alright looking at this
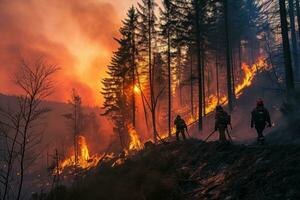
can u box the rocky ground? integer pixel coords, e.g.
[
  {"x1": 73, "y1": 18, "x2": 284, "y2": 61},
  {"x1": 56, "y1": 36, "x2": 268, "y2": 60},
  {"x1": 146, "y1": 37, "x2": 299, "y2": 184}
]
[{"x1": 41, "y1": 139, "x2": 300, "y2": 200}]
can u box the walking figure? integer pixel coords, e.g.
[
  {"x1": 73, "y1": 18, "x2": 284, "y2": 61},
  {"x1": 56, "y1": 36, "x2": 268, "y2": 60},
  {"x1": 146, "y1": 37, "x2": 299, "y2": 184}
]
[
  {"x1": 214, "y1": 105, "x2": 231, "y2": 142},
  {"x1": 251, "y1": 98, "x2": 271, "y2": 144},
  {"x1": 174, "y1": 115, "x2": 187, "y2": 141}
]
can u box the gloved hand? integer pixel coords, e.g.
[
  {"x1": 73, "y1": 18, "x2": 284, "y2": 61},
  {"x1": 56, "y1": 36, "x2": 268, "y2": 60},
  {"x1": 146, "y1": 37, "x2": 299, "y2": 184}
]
[{"x1": 268, "y1": 123, "x2": 272, "y2": 128}]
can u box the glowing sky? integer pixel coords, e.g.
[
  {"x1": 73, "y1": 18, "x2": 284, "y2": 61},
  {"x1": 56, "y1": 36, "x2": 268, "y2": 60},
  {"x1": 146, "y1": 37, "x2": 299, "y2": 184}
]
[{"x1": 0, "y1": 0, "x2": 142, "y2": 106}]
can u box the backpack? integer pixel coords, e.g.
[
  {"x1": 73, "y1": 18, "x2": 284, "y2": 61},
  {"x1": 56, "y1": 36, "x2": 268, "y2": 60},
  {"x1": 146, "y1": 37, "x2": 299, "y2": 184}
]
[
  {"x1": 219, "y1": 111, "x2": 231, "y2": 125},
  {"x1": 175, "y1": 118, "x2": 186, "y2": 130},
  {"x1": 254, "y1": 107, "x2": 267, "y2": 123}
]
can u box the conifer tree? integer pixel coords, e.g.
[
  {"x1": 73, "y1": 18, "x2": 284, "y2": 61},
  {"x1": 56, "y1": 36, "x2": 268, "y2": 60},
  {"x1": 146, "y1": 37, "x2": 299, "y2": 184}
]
[{"x1": 102, "y1": 7, "x2": 139, "y2": 148}]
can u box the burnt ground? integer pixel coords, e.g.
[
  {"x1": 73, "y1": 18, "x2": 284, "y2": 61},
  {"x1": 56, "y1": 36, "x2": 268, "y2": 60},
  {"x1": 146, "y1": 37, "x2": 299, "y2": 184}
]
[
  {"x1": 41, "y1": 139, "x2": 300, "y2": 200},
  {"x1": 189, "y1": 71, "x2": 288, "y2": 144}
]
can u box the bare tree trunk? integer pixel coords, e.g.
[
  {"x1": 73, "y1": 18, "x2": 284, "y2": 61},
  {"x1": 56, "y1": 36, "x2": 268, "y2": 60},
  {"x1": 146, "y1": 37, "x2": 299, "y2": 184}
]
[
  {"x1": 238, "y1": 40, "x2": 242, "y2": 76},
  {"x1": 147, "y1": 1, "x2": 157, "y2": 143},
  {"x1": 73, "y1": 100, "x2": 78, "y2": 179},
  {"x1": 231, "y1": 48, "x2": 236, "y2": 101},
  {"x1": 118, "y1": 128, "x2": 125, "y2": 149},
  {"x1": 215, "y1": 52, "x2": 220, "y2": 104},
  {"x1": 16, "y1": 97, "x2": 34, "y2": 200},
  {"x1": 12, "y1": 58, "x2": 57, "y2": 200},
  {"x1": 55, "y1": 149, "x2": 60, "y2": 185},
  {"x1": 279, "y1": 0, "x2": 295, "y2": 95},
  {"x1": 2, "y1": 111, "x2": 22, "y2": 200},
  {"x1": 194, "y1": 0, "x2": 203, "y2": 130},
  {"x1": 135, "y1": 66, "x2": 149, "y2": 130},
  {"x1": 177, "y1": 46, "x2": 183, "y2": 106},
  {"x1": 132, "y1": 29, "x2": 136, "y2": 128},
  {"x1": 295, "y1": 0, "x2": 300, "y2": 39},
  {"x1": 224, "y1": 0, "x2": 233, "y2": 111},
  {"x1": 288, "y1": 0, "x2": 299, "y2": 80},
  {"x1": 190, "y1": 53, "x2": 194, "y2": 116},
  {"x1": 201, "y1": 46, "x2": 206, "y2": 116},
  {"x1": 167, "y1": 24, "x2": 171, "y2": 137}
]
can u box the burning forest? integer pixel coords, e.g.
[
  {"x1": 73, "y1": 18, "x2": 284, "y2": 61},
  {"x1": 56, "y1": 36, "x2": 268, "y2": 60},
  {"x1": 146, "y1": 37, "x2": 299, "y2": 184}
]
[{"x1": 1, "y1": 0, "x2": 300, "y2": 199}]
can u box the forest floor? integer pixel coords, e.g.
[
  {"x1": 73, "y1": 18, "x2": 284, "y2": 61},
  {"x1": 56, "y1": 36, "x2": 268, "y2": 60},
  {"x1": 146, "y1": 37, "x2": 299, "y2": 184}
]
[
  {"x1": 189, "y1": 71, "x2": 286, "y2": 144},
  {"x1": 46, "y1": 139, "x2": 300, "y2": 200},
  {"x1": 37, "y1": 67, "x2": 300, "y2": 200}
]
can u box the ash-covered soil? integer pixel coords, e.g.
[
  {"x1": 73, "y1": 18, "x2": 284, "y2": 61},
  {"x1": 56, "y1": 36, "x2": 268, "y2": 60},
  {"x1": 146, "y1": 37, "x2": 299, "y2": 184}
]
[{"x1": 43, "y1": 139, "x2": 300, "y2": 200}]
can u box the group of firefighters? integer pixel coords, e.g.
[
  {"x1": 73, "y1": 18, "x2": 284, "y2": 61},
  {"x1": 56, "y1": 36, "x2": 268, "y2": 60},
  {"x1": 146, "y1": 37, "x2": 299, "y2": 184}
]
[{"x1": 174, "y1": 98, "x2": 272, "y2": 144}]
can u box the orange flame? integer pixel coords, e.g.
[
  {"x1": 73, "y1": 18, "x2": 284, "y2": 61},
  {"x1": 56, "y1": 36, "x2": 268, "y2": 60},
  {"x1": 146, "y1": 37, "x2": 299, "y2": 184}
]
[
  {"x1": 134, "y1": 85, "x2": 140, "y2": 94},
  {"x1": 59, "y1": 135, "x2": 101, "y2": 173},
  {"x1": 160, "y1": 56, "x2": 268, "y2": 139},
  {"x1": 235, "y1": 56, "x2": 267, "y2": 97},
  {"x1": 128, "y1": 124, "x2": 143, "y2": 151}
]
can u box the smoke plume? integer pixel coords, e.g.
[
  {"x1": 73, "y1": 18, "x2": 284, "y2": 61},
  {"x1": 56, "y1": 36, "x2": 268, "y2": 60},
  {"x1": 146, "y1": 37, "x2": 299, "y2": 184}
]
[{"x1": 0, "y1": 0, "x2": 120, "y2": 105}]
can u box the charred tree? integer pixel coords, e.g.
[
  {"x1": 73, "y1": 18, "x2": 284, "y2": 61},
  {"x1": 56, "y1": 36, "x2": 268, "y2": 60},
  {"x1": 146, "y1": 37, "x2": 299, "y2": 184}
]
[
  {"x1": 190, "y1": 52, "x2": 194, "y2": 116},
  {"x1": 279, "y1": 0, "x2": 295, "y2": 95},
  {"x1": 201, "y1": 45, "x2": 206, "y2": 115},
  {"x1": 295, "y1": 0, "x2": 300, "y2": 39},
  {"x1": 288, "y1": 0, "x2": 299, "y2": 80},
  {"x1": 124, "y1": 7, "x2": 138, "y2": 127},
  {"x1": 160, "y1": 0, "x2": 173, "y2": 137},
  {"x1": 138, "y1": 0, "x2": 158, "y2": 142},
  {"x1": 166, "y1": 1, "x2": 172, "y2": 138},
  {"x1": 224, "y1": 0, "x2": 233, "y2": 111},
  {"x1": 14, "y1": 58, "x2": 58, "y2": 200},
  {"x1": 193, "y1": 0, "x2": 203, "y2": 130},
  {"x1": 102, "y1": 7, "x2": 139, "y2": 149},
  {"x1": 70, "y1": 90, "x2": 82, "y2": 173},
  {"x1": 215, "y1": 51, "x2": 220, "y2": 104}
]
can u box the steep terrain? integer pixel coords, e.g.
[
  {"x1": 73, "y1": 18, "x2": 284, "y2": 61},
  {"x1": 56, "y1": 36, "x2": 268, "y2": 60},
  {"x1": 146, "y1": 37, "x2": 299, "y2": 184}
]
[{"x1": 42, "y1": 139, "x2": 300, "y2": 200}]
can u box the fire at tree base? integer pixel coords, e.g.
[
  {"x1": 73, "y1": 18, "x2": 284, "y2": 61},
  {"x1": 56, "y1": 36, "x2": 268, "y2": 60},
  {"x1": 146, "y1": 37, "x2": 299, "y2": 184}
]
[{"x1": 41, "y1": 140, "x2": 300, "y2": 200}]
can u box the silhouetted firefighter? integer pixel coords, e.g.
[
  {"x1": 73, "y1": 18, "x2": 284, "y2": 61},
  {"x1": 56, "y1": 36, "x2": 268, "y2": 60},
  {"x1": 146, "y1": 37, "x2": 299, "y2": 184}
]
[
  {"x1": 214, "y1": 105, "x2": 231, "y2": 142},
  {"x1": 174, "y1": 115, "x2": 187, "y2": 141},
  {"x1": 251, "y1": 98, "x2": 271, "y2": 144}
]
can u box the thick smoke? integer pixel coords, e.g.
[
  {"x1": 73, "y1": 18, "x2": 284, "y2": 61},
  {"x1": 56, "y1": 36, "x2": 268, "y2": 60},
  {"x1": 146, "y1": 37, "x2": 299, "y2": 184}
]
[{"x1": 0, "y1": 0, "x2": 120, "y2": 105}]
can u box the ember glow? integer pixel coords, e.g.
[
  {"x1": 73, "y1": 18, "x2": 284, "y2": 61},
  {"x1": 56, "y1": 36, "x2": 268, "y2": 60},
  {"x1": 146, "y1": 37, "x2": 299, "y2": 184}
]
[
  {"x1": 200, "y1": 56, "x2": 268, "y2": 115},
  {"x1": 160, "y1": 56, "x2": 269, "y2": 139},
  {"x1": 53, "y1": 56, "x2": 268, "y2": 163},
  {"x1": 0, "y1": 0, "x2": 122, "y2": 105},
  {"x1": 134, "y1": 85, "x2": 141, "y2": 94},
  {"x1": 235, "y1": 56, "x2": 268, "y2": 97},
  {"x1": 59, "y1": 136, "x2": 101, "y2": 171},
  {"x1": 207, "y1": 56, "x2": 268, "y2": 112},
  {"x1": 128, "y1": 124, "x2": 143, "y2": 151}
]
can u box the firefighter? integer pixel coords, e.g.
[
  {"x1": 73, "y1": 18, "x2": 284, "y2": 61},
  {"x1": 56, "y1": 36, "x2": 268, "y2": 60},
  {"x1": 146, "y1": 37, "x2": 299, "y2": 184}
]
[
  {"x1": 251, "y1": 98, "x2": 271, "y2": 144},
  {"x1": 174, "y1": 115, "x2": 187, "y2": 141},
  {"x1": 214, "y1": 105, "x2": 231, "y2": 142}
]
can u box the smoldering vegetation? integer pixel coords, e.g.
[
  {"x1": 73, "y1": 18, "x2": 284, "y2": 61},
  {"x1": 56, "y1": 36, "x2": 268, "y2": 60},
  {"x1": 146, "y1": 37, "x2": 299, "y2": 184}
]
[
  {"x1": 0, "y1": 93, "x2": 113, "y2": 198},
  {"x1": 34, "y1": 140, "x2": 300, "y2": 200},
  {"x1": 1, "y1": 0, "x2": 300, "y2": 199}
]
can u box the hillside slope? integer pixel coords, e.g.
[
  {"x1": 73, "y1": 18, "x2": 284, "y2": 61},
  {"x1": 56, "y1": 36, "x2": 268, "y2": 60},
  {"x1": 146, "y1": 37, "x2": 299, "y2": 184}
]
[{"x1": 45, "y1": 140, "x2": 300, "y2": 200}]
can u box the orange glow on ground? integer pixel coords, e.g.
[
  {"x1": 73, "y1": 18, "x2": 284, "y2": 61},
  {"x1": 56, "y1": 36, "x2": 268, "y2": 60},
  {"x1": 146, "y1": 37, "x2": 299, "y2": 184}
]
[
  {"x1": 58, "y1": 135, "x2": 101, "y2": 173},
  {"x1": 159, "y1": 56, "x2": 269, "y2": 139}
]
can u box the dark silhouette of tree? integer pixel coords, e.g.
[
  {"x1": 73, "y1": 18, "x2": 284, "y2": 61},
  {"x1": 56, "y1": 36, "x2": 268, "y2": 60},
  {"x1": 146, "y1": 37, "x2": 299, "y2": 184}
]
[
  {"x1": 279, "y1": 0, "x2": 295, "y2": 96},
  {"x1": 160, "y1": 0, "x2": 183, "y2": 137},
  {"x1": 137, "y1": 0, "x2": 160, "y2": 143},
  {"x1": 224, "y1": 0, "x2": 233, "y2": 111},
  {"x1": 0, "y1": 58, "x2": 58, "y2": 200},
  {"x1": 288, "y1": 0, "x2": 299, "y2": 79},
  {"x1": 63, "y1": 89, "x2": 84, "y2": 180},
  {"x1": 102, "y1": 7, "x2": 139, "y2": 148}
]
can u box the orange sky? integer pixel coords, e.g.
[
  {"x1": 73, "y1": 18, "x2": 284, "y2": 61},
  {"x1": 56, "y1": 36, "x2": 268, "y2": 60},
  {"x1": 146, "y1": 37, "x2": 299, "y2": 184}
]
[{"x1": 0, "y1": 0, "x2": 140, "y2": 106}]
